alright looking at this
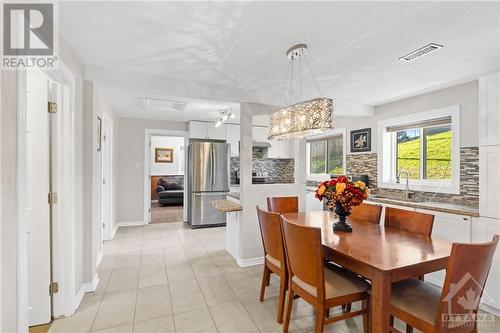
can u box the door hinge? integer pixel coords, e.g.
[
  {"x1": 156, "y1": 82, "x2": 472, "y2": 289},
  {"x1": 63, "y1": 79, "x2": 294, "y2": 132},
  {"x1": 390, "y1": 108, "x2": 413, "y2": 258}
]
[
  {"x1": 48, "y1": 102, "x2": 57, "y2": 114},
  {"x1": 48, "y1": 192, "x2": 58, "y2": 205},
  {"x1": 49, "y1": 282, "x2": 59, "y2": 295},
  {"x1": 102, "y1": 223, "x2": 105, "y2": 229},
  {"x1": 102, "y1": 178, "x2": 106, "y2": 185}
]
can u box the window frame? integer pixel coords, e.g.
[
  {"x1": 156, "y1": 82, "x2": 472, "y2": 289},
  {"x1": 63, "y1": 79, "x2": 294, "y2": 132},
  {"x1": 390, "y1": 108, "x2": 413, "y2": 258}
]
[
  {"x1": 306, "y1": 128, "x2": 346, "y2": 181},
  {"x1": 378, "y1": 106, "x2": 460, "y2": 194}
]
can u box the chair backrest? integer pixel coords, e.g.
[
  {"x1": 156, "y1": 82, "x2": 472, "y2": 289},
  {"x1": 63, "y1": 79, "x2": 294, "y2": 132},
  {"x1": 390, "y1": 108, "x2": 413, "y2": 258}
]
[
  {"x1": 437, "y1": 235, "x2": 499, "y2": 332},
  {"x1": 385, "y1": 207, "x2": 434, "y2": 236},
  {"x1": 280, "y1": 215, "x2": 325, "y2": 300},
  {"x1": 349, "y1": 203, "x2": 382, "y2": 225},
  {"x1": 256, "y1": 206, "x2": 286, "y2": 271},
  {"x1": 267, "y1": 196, "x2": 299, "y2": 214}
]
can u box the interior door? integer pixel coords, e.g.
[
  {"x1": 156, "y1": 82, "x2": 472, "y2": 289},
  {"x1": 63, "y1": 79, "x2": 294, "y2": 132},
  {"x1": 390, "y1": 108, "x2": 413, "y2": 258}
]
[
  {"x1": 26, "y1": 70, "x2": 52, "y2": 326},
  {"x1": 101, "y1": 119, "x2": 110, "y2": 240}
]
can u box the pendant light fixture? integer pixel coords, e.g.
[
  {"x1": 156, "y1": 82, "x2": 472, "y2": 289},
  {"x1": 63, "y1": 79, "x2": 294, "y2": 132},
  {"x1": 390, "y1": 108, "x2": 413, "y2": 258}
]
[{"x1": 268, "y1": 44, "x2": 333, "y2": 140}]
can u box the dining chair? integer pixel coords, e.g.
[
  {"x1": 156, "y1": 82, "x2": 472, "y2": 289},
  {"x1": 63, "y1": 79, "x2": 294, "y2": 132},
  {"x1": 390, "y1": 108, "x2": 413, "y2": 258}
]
[
  {"x1": 385, "y1": 207, "x2": 435, "y2": 237},
  {"x1": 256, "y1": 206, "x2": 288, "y2": 324},
  {"x1": 390, "y1": 235, "x2": 499, "y2": 333},
  {"x1": 349, "y1": 203, "x2": 383, "y2": 225},
  {"x1": 280, "y1": 215, "x2": 371, "y2": 333},
  {"x1": 267, "y1": 196, "x2": 299, "y2": 214}
]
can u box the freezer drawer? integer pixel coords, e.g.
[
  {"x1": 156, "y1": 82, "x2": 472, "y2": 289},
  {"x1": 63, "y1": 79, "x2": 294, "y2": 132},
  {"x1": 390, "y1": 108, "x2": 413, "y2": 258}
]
[{"x1": 190, "y1": 192, "x2": 227, "y2": 227}]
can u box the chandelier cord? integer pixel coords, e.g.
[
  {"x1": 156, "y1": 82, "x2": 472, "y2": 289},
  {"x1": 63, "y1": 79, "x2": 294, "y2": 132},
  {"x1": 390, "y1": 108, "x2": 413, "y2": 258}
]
[
  {"x1": 279, "y1": 61, "x2": 292, "y2": 106},
  {"x1": 304, "y1": 54, "x2": 323, "y2": 97},
  {"x1": 299, "y1": 56, "x2": 303, "y2": 101},
  {"x1": 289, "y1": 58, "x2": 294, "y2": 105}
]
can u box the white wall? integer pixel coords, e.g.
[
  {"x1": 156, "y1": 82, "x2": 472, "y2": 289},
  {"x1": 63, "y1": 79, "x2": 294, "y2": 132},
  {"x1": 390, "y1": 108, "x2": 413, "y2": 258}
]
[
  {"x1": 150, "y1": 136, "x2": 184, "y2": 176},
  {"x1": 332, "y1": 81, "x2": 479, "y2": 153},
  {"x1": 116, "y1": 118, "x2": 187, "y2": 223}
]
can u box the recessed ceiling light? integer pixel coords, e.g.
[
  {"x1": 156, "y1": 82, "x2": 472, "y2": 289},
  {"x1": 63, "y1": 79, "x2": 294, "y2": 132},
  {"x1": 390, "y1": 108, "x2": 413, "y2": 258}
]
[
  {"x1": 399, "y1": 43, "x2": 443, "y2": 62},
  {"x1": 141, "y1": 97, "x2": 188, "y2": 111}
]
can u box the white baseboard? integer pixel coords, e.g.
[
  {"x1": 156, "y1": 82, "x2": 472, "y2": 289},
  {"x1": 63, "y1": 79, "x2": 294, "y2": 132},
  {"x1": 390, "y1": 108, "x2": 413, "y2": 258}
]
[
  {"x1": 96, "y1": 251, "x2": 103, "y2": 268},
  {"x1": 237, "y1": 256, "x2": 264, "y2": 267},
  {"x1": 110, "y1": 223, "x2": 118, "y2": 239},
  {"x1": 480, "y1": 300, "x2": 500, "y2": 316},
  {"x1": 73, "y1": 274, "x2": 99, "y2": 312},
  {"x1": 117, "y1": 221, "x2": 146, "y2": 227}
]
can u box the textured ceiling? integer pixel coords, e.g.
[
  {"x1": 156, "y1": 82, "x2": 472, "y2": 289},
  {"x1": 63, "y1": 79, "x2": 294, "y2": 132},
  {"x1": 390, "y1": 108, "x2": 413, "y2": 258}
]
[{"x1": 60, "y1": 1, "x2": 500, "y2": 120}]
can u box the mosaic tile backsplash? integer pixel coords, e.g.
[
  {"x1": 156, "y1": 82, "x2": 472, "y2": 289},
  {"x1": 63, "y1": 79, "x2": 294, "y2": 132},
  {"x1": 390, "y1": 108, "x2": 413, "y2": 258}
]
[{"x1": 231, "y1": 157, "x2": 295, "y2": 184}]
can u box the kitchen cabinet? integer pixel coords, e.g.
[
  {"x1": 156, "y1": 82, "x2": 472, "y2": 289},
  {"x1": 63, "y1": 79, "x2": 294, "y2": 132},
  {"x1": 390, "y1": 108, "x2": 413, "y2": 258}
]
[
  {"x1": 306, "y1": 190, "x2": 323, "y2": 211},
  {"x1": 188, "y1": 121, "x2": 226, "y2": 140},
  {"x1": 226, "y1": 124, "x2": 240, "y2": 157},
  {"x1": 472, "y1": 216, "x2": 500, "y2": 312},
  {"x1": 480, "y1": 145, "x2": 500, "y2": 218},
  {"x1": 479, "y1": 73, "x2": 500, "y2": 146}
]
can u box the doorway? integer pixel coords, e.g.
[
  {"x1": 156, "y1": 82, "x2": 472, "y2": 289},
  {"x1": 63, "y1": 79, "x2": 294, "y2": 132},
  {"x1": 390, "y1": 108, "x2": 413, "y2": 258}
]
[{"x1": 144, "y1": 130, "x2": 189, "y2": 224}]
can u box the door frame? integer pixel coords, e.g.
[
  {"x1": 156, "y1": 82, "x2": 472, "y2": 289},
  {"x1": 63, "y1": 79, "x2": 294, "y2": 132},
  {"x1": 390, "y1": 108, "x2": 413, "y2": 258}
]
[
  {"x1": 17, "y1": 58, "x2": 78, "y2": 328},
  {"x1": 101, "y1": 113, "x2": 114, "y2": 240},
  {"x1": 143, "y1": 129, "x2": 189, "y2": 224}
]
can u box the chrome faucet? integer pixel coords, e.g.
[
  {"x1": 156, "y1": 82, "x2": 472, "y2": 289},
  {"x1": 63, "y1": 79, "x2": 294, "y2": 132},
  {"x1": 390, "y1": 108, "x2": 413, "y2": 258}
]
[{"x1": 396, "y1": 169, "x2": 414, "y2": 199}]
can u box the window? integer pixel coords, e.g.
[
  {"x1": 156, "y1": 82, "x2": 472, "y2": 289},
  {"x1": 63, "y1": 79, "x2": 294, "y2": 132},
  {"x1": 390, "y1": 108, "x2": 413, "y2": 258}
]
[
  {"x1": 308, "y1": 135, "x2": 344, "y2": 175},
  {"x1": 378, "y1": 106, "x2": 460, "y2": 194}
]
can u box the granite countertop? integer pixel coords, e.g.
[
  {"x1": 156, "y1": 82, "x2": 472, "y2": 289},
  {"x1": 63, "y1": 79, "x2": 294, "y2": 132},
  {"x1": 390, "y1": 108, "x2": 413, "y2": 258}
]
[
  {"x1": 365, "y1": 197, "x2": 479, "y2": 217},
  {"x1": 210, "y1": 199, "x2": 242, "y2": 213}
]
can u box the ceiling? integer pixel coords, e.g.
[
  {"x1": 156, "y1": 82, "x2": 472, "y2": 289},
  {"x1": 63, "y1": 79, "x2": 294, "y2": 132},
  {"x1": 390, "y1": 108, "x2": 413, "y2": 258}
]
[{"x1": 60, "y1": 1, "x2": 500, "y2": 121}]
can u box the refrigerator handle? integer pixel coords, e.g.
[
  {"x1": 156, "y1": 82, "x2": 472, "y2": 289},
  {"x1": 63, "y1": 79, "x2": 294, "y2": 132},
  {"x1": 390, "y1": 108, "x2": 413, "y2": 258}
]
[{"x1": 211, "y1": 144, "x2": 215, "y2": 190}]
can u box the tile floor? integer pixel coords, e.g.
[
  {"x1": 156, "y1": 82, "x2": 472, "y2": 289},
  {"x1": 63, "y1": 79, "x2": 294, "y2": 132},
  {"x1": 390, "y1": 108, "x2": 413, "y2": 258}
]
[{"x1": 48, "y1": 222, "x2": 500, "y2": 333}]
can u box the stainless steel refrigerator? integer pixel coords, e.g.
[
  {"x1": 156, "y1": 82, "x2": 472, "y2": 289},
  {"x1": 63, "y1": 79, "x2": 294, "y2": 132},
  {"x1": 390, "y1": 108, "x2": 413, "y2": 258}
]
[{"x1": 187, "y1": 142, "x2": 230, "y2": 228}]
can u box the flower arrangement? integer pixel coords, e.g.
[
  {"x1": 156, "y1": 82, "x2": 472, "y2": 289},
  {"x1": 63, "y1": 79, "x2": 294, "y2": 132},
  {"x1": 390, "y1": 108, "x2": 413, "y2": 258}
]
[{"x1": 315, "y1": 176, "x2": 369, "y2": 232}]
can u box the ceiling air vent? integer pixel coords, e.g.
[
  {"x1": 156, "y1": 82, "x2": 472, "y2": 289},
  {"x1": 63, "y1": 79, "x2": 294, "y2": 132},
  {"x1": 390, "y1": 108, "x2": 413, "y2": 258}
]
[
  {"x1": 399, "y1": 43, "x2": 443, "y2": 62},
  {"x1": 142, "y1": 98, "x2": 188, "y2": 112}
]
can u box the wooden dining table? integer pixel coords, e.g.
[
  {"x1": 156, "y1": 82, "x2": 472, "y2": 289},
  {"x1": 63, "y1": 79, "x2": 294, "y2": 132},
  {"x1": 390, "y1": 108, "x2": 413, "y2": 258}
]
[{"x1": 281, "y1": 211, "x2": 453, "y2": 333}]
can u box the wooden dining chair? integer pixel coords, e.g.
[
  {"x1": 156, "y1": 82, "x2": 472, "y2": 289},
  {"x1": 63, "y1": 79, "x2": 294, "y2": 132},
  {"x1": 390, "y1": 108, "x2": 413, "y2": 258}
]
[
  {"x1": 267, "y1": 196, "x2": 299, "y2": 214},
  {"x1": 256, "y1": 206, "x2": 288, "y2": 324},
  {"x1": 390, "y1": 235, "x2": 499, "y2": 333},
  {"x1": 349, "y1": 203, "x2": 383, "y2": 225},
  {"x1": 385, "y1": 207, "x2": 435, "y2": 237},
  {"x1": 280, "y1": 216, "x2": 371, "y2": 333}
]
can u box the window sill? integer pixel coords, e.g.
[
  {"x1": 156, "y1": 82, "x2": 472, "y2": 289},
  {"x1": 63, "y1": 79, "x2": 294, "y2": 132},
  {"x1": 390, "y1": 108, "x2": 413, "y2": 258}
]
[
  {"x1": 378, "y1": 181, "x2": 460, "y2": 195},
  {"x1": 307, "y1": 174, "x2": 332, "y2": 182}
]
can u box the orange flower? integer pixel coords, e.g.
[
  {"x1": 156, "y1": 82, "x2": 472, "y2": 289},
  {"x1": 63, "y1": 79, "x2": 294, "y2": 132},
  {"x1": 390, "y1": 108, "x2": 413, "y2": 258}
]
[
  {"x1": 317, "y1": 185, "x2": 326, "y2": 195},
  {"x1": 336, "y1": 183, "x2": 346, "y2": 194}
]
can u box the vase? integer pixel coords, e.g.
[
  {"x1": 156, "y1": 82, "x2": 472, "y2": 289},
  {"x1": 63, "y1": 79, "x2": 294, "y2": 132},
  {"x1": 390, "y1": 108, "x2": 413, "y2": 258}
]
[{"x1": 332, "y1": 202, "x2": 353, "y2": 232}]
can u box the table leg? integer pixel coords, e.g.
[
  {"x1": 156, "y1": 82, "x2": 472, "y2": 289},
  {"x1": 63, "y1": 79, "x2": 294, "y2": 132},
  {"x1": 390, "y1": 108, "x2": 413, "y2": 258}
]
[{"x1": 370, "y1": 272, "x2": 391, "y2": 333}]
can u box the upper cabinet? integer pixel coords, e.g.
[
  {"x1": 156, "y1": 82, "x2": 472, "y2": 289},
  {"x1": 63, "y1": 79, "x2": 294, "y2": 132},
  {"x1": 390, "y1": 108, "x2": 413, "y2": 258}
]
[
  {"x1": 479, "y1": 73, "x2": 500, "y2": 146},
  {"x1": 189, "y1": 121, "x2": 226, "y2": 140},
  {"x1": 226, "y1": 124, "x2": 240, "y2": 157}
]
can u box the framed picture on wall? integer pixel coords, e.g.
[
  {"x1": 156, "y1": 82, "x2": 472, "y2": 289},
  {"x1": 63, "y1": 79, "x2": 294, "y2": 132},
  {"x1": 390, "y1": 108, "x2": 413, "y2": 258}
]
[
  {"x1": 97, "y1": 116, "x2": 102, "y2": 152},
  {"x1": 350, "y1": 128, "x2": 371, "y2": 153},
  {"x1": 155, "y1": 148, "x2": 174, "y2": 163}
]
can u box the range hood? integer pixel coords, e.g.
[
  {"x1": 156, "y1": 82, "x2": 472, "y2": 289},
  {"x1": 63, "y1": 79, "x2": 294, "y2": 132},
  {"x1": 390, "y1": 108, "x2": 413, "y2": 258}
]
[{"x1": 252, "y1": 141, "x2": 271, "y2": 148}]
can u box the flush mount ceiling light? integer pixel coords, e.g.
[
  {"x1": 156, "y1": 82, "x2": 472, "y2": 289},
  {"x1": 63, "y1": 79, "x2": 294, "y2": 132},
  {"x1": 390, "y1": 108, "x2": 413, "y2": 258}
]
[
  {"x1": 268, "y1": 44, "x2": 333, "y2": 140},
  {"x1": 214, "y1": 108, "x2": 235, "y2": 127},
  {"x1": 398, "y1": 43, "x2": 443, "y2": 62}
]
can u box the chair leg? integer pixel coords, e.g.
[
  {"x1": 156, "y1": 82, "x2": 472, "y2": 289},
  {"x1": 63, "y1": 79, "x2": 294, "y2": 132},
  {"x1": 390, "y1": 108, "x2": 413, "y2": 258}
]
[
  {"x1": 362, "y1": 299, "x2": 369, "y2": 333},
  {"x1": 277, "y1": 276, "x2": 287, "y2": 323},
  {"x1": 389, "y1": 315, "x2": 395, "y2": 327},
  {"x1": 406, "y1": 324, "x2": 413, "y2": 333},
  {"x1": 283, "y1": 285, "x2": 295, "y2": 333},
  {"x1": 259, "y1": 265, "x2": 271, "y2": 302},
  {"x1": 314, "y1": 305, "x2": 325, "y2": 333}
]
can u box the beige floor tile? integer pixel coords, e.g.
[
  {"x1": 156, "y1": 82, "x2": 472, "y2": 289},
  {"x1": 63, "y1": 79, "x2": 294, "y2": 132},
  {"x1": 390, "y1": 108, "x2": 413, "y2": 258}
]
[
  {"x1": 105, "y1": 267, "x2": 139, "y2": 293},
  {"x1": 209, "y1": 300, "x2": 260, "y2": 333},
  {"x1": 92, "y1": 289, "x2": 137, "y2": 331},
  {"x1": 48, "y1": 294, "x2": 101, "y2": 333},
  {"x1": 91, "y1": 324, "x2": 133, "y2": 333},
  {"x1": 197, "y1": 276, "x2": 238, "y2": 306},
  {"x1": 225, "y1": 275, "x2": 262, "y2": 301},
  {"x1": 174, "y1": 308, "x2": 218, "y2": 333},
  {"x1": 140, "y1": 249, "x2": 164, "y2": 266},
  {"x1": 94, "y1": 270, "x2": 112, "y2": 295},
  {"x1": 242, "y1": 298, "x2": 303, "y2": 333},
  {"x1": 166, "y1": 263, "x2": 196, "y2": 283},
  {"x1": 133, "y1": 316, "x2": 175, "y2": 333},
  {"x1": 135, "y1": 284, "x2": 172, "y2": 322},
  {"x1": 169, "y1": 280, "x2": 207, "y2": 314},
  {"x1": 192, "y1": 261, "x2": 222, "y2": 279},
  {"x1": 113, "y1": 253, "x2": 141, "y2": 269},
  {"x1": 138, "y1": 263, "x2": 167, "y2": 288},
  {"x1": 97, "y1": 256, "x2": 115, "y2": 272}
]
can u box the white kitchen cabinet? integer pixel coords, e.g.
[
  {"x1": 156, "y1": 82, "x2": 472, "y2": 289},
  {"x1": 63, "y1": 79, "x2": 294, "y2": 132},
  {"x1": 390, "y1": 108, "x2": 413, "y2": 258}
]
[
  {"x1": 306, "y1": 190, "x2": 324, "y2": 211},
  {"x1": 472, "y1": 216, "x2": 500, "y2": 312},
  {"x1": 226, "y1": 124, "x2": 240, "y2": 157},
  {"x1": 189, "y1": 121, "x2": 226, "y2": 140},
  {"x1": 480, "y1": 146, "x2": 500, "y2": 218},
  {"x1": 252, "y1": 126, "x2": 268, "y2": 142},
  {"x1": 479, "y1": 73, "x2": 500, "y2": 146},
  {"x1": 275, "y1": 140, "x2": 294, "y2": 158}
]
